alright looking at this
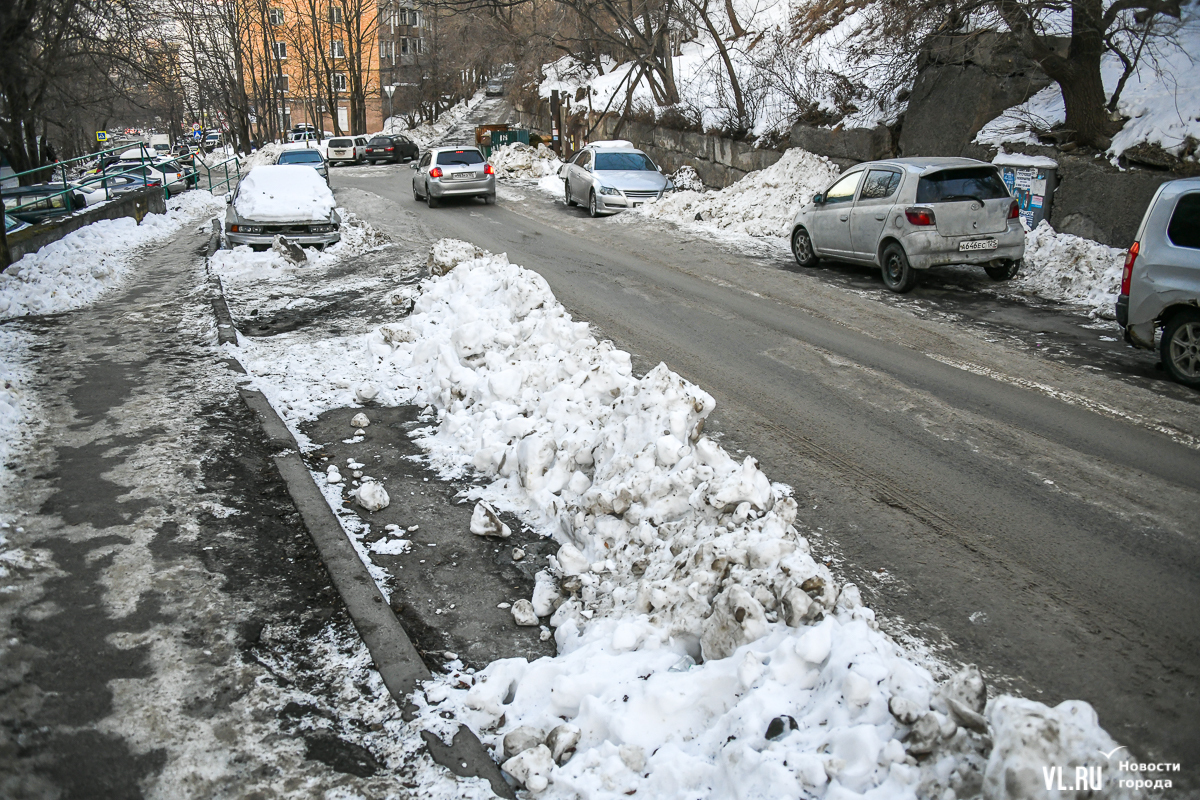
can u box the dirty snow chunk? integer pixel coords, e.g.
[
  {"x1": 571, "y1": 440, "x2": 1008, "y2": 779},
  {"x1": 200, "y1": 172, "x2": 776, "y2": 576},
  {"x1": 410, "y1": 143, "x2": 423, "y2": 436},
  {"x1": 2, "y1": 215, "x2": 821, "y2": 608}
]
[
  {"x1": 356, "y1": 481, "x2": 390, "y2": 512},
  {"x1": 984, "y1": 697, "x2": 1135, "y2": 799},
  {"x1": 350, "y1": 412, "x2": 371, "y2": 428},
  {"x1": 234, "y1": 165, "x2": 335, "y2": 222},
  {"x1": 325, "y1": 465, "x2": 343, "y2": 484},
  {"x1": 354, "y1": 383, "x2": 379, "y2": 403},
  {"x1": 470, "y1": 501, "x2": 511, "y2": 538},
  {"x1": 503, "y1": 726, "x2": 545, "y2": 760},
  {"x1": 488, "y1": 143, "x2": 564, "y2": 181},
  {"x1": 554, "y1": 543, "x2": 590, "y2": 576},
  {"x1": 1017, "y1": 221, "x2": 1127, "y2": 319},
  {"x1": 502, "y1": 743, "x2": 555, "y2": 792},
  {"x1": 669, "y1": 165, "x2": 704, "y2": 192},
  {"x1": 429, "y1": 238, "x2": 481, "y2": 275},
  {"x1": 511, "y1": 599, "x2": 539, "y2": 626},
  {"x1": 636, "y1": 148, "x2": 839, "y2": 238},
  {"x1": 531, "y1": 570, "x2": 562, "y2": 617}
]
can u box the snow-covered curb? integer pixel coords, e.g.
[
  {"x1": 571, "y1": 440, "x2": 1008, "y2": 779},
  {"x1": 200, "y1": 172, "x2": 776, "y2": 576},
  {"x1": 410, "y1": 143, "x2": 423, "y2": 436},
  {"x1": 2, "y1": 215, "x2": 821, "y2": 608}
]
[
  {"x1": 0, "y1": 190, "x2": 223, "y2": 319},
  {"x1": 488, "y1": 143, "x2": 563, "y2": 181},
  {"x1": 1015, "y1": 222, "x2": 1128, "y2": 319},
  {"x1": 233, "y1": 238, "x2": 1137, "y2": 799}
]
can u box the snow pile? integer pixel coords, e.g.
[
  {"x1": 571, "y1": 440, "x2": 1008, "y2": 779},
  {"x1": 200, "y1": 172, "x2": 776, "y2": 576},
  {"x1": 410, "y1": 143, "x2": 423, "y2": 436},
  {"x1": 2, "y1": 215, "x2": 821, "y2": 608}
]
[
  {"x1": 297, "y1": 241, "x2": 1129, "y2": 799},
  {"x1": 1018, "y1": 221, "x2": 1128, "y2": 319},
  {"x1": 0, "y1": 191, "x2": 223, "y2": 319},
  {"x1": 636, "y1": 148, "x2": 839, "y2": 238},
  {"x1": 234, "y1": 165, "x2": 335, "y2": 222},
  {"x1": 488, "y1": 143, "x2": 563, "y2": 181},
  {"x1": 209, "y1": 210, "x2": 389, "y2": 285},
  {"x1": 977, "y1": 8, "x2": 1200, "y2": 161}
]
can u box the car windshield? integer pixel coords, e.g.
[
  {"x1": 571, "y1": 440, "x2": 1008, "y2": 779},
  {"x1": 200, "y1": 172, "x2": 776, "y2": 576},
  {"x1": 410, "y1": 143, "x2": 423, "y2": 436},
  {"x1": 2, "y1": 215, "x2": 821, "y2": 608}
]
[
  {"x1": 595, "y1": 152, "x2": 656, "y2": 171},
  {"x1": 329, "y1": 138, "x2": 353, "y2": 147},
  {"x1": 916, "y1": 167, "x2": 1009, "y2": 203},
  {"x1": 436, "y1": 150, "x2": 484, "y2": 166},
  {"x1": 278, "y1": 151, "x2": 324, "y2": 164}
]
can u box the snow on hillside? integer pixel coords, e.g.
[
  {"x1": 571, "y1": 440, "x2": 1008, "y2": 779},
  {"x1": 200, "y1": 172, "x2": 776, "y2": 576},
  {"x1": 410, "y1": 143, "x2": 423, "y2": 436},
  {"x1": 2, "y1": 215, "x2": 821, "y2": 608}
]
[
  {"x1": 381, "y1": 92, "x2": 487, "y2": 149},
  {"x1": 0, "y1": 191, "x2": 222, "y2": 319},
  {"x1": 634, "y1": 148, "x2": 840, "y2": 238},
  {"x1": 233, "y1": 240, "x2": 1138, "y2": 799},
  {"x1": 977, "y1": 8, "x2": 1200, "y2": 160}
]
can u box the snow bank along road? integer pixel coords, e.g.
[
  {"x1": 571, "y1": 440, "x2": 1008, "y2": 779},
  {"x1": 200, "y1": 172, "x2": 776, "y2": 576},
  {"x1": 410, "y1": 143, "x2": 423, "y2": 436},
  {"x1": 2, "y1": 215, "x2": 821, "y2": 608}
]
[{"x1": 332, "y1": 164, "x2": 1200, "y2": 775}]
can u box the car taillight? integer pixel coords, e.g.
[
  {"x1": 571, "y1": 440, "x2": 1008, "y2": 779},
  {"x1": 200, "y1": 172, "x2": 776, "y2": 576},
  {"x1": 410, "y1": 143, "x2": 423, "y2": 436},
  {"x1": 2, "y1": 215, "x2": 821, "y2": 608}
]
[
  {"x1": 1121, "y1": 241, "x2": 1139, "y2": 295},
  {"x1": 484, "y1": 163, "x2": 495, "y2": 175},
  {"x1": 430, "y1": 167, "x2": 443, "y2": 178},
  {"x1": 905, "y1": 207, "x2": 935, "y2": 226},
  {"x1": 1009, "y1": 201, "x2": 1019, "y2": 219},
  {"x1": 385, "y1": 146, "x2": 394, "y2": 151}
]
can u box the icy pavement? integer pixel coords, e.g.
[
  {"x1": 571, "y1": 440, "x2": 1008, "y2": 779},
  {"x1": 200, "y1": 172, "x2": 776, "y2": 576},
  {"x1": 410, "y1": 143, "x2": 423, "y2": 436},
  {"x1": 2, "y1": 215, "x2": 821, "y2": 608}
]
[
  {"x1": 0, "y1": 206, "x2": 492, "y2": 798},
  {"x1": 228, "y1": 234, "x2": 1151, "y2": 799}
]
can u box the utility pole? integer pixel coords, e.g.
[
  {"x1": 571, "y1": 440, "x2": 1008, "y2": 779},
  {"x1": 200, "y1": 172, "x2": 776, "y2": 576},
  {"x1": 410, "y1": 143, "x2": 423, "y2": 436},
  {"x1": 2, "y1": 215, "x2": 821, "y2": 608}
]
[{"x1": 550, "y1": 90, "x2": 561, "y2": 157}]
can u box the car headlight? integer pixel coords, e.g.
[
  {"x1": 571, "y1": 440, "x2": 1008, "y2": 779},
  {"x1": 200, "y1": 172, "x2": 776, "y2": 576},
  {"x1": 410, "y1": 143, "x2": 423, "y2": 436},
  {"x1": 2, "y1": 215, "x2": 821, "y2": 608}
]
[
  {"x1": 599, "y1": 186, "x2": 620, "y2": 196},
  {"x1": 230, "y1": 224, "x2": 263, "y2": 233}
]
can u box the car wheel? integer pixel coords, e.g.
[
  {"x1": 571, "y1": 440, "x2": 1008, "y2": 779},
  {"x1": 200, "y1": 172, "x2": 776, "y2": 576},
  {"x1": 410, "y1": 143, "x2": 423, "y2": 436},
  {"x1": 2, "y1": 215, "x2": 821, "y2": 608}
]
[
  {"x1": 427, "y1": 191, "x2": 439, "y2": 209},
  {"x1": 414, "y1": 183, "x2": 422, "y2": 201},
  {"x1": 985, "y1": 259, "x2": 1021, "y2": 281},
  {"x1": 368, "y1": 160, "x2": 376, "y2": 166},
  {"x1": 881, "y1": 242, "x2": 918, "y2": 293},
  {"x1": 588, "y1": 190, "x2": 599, "y2": 218},
  {"x1": 791, "y1": 226, "x2": 818, "y2": 268},
  {"x1": 565, "y1": 181, "x2": 576, "y2": 206},
  {"x1": 1160, "y1": 308, "x2": 1200, "y2": 387},
  {"x1": 483, "y1": 193, "x2": 495, "y2": 204}
]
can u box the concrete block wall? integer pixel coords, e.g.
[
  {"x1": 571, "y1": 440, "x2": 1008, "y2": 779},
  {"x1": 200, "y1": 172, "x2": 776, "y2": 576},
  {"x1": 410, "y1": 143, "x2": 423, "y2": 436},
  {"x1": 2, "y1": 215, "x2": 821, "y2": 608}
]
[{"x1": 4, "y1": 187, "x2": 170, "y2": 268}]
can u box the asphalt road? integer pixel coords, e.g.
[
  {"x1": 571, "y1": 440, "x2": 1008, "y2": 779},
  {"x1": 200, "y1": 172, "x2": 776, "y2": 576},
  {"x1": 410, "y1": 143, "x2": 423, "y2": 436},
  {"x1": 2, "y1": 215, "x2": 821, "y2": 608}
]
[{"x1": 333, "y1": 152, "x2": 1200, "y2": 777}]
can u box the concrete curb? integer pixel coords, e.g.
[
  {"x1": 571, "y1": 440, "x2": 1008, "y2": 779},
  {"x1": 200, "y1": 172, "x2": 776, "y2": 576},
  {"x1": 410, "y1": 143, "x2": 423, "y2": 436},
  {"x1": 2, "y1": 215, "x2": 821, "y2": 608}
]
[{"x1": 205, "y1": 254, "x2": 513, "y2": 795}]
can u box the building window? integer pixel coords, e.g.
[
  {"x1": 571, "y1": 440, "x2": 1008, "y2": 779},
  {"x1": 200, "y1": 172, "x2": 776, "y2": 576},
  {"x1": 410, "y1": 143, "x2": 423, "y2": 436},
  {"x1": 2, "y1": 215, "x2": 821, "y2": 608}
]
[
  {"x1": 273, "y1": 41, "x2": 287, "y2": 59},
  {"x1": 379, "y1": 40, "x2": 394, "y2": 63},
  {"x1": 275, "y1": 74, "x2": 289, "y2": 92},
  {"x1": 333, "y1": 72, "x2": 347, "y2": 92},
  {"x1": 269, "y1": 8, "x2": 284, "y2": 25},
  {"x1": 330, "y1": 40, "x2": 345, "y2": 58},
  {"x1": 400, "y1": 37, "x2": 408, "y2": 55},
  {"x1": 328, "y1": 3, "x2": 343, "y2": 23}
]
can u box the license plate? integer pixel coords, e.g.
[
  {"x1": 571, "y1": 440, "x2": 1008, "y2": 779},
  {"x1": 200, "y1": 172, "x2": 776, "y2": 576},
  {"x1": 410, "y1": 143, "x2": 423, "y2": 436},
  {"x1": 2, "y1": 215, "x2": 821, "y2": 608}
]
[
  {"x1": 959, "y1": 239, "x2": 998, "y2": 252},
  {"x1": 453, "y1": 172, "x2": 473, "y2": 180}
]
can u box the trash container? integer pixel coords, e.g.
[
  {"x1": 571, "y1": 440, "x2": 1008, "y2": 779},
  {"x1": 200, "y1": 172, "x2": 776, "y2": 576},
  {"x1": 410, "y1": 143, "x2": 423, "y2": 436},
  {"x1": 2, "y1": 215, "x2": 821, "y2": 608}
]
[{"x1": 993, "y1": 153, "x2": 1058, "y2": 231}]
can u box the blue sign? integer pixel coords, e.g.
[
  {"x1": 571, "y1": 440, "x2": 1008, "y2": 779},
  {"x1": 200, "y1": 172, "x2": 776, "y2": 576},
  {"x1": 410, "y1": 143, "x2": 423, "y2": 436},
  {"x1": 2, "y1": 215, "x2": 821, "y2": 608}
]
[{"x1": 193, "y1": 129, "x2": 203, "y2": 141}]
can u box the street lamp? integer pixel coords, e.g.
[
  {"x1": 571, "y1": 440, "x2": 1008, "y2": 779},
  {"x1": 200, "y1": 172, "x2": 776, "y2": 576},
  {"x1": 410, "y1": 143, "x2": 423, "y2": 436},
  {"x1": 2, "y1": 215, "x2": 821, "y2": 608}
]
[{"x1": 384, "y1": 83, "x2": 396, "y2": 131}]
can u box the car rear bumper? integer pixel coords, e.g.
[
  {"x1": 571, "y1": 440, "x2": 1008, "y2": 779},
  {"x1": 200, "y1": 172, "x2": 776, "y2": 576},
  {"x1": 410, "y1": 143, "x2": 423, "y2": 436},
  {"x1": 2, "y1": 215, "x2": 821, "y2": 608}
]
[
  {"x1": 902, "y1": 226, "x2": 1025, "y2": 269},
  {"x1": 226, "y1": 229, "x2": 340, "y2": 247},
  {"x1": 428, "y1": 176, "x2": 496, "y2": 197}
]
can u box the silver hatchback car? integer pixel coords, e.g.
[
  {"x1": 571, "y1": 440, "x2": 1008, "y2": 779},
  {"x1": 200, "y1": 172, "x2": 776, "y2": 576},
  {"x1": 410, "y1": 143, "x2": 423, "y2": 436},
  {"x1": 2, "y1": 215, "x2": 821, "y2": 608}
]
[
  {"x1": 1116, "y1": 177, "x2": 1200, "y2": 387},
  {"x1": 411, "y1": 146, "x2": 496, "y2": 207},
  {"x1": 559, "y1": 141, "x2": 674, "y2": 217},
  {"x1": 790, "y1": 157, "x2": 1025, "y2": 292}
]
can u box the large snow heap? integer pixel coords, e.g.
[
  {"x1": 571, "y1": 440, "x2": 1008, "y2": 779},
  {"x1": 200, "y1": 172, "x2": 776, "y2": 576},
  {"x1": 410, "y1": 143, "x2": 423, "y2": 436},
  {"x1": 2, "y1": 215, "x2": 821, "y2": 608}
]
[{"x1": 353, "y1": 240, "x2": 1136, "y2": 799}]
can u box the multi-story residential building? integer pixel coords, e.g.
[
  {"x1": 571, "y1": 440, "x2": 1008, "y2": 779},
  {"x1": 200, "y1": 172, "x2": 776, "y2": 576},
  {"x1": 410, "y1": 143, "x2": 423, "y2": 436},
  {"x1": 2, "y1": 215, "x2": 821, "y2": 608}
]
[{"x1": 245, "y1": 1, "x2": 426, "y2": 136}]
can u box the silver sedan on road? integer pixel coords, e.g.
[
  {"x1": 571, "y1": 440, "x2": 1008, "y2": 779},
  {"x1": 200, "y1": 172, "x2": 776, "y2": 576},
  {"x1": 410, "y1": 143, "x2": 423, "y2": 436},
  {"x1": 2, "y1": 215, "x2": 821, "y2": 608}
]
[
  {"x1": 411, "y1": 146, "x2": 496, "y2": 207},
  {"x1": 790, "y1": 157, "x2": 1025, "y2": 293},
  {"x1": 559, "y1": 141, "x2": 674, "y2": 217}
]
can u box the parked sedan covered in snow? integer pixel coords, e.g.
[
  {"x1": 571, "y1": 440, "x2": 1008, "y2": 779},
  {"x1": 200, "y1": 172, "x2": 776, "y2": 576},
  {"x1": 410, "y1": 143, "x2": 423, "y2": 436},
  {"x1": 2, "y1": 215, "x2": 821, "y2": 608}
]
[
  {"x1": 224, "y1": 164, "x2": 340, "y2": 250},
  {"x1": 559, "y1": 140, "x2": 674, "y2": 217},
  {"x1": 790, "y1": 157, "x2": 1025, "y2": 292}
]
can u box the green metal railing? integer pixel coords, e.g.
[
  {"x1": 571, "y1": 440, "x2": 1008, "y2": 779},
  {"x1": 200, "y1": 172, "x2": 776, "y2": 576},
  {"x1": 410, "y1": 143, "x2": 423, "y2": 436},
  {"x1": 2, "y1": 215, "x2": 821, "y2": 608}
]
[{"x1": 2, "y1": 141, "x2": 241, "y2": 223}]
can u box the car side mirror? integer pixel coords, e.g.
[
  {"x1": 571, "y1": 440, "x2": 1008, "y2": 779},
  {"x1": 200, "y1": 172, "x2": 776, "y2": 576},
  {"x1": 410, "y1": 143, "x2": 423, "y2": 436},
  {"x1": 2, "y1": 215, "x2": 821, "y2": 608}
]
[{"x1": 812, "y1": 193, "x2": 824, "y2": 205}]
